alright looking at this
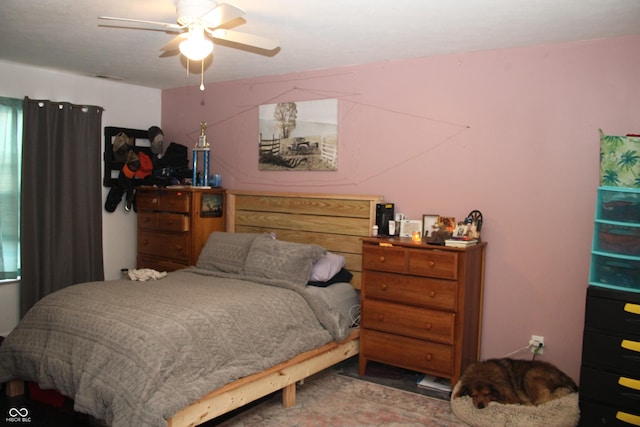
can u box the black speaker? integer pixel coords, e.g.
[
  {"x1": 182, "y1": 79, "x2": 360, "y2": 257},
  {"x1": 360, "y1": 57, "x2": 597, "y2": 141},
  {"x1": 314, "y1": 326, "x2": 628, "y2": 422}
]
[{"x1": 376, "y1": 203, "x2": 394, "y2": 236}]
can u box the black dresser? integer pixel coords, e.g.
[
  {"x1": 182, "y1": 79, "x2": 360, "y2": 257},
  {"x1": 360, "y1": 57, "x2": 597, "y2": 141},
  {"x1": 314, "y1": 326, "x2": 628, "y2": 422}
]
[{"x1": 579, "y1": 286, "x2": 640, "y2": 425}]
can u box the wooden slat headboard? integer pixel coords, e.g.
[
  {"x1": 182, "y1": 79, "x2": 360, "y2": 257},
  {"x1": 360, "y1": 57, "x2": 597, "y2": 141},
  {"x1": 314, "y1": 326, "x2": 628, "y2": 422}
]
[{"x1": 226, "y1": 191, "x2": 383, "y2": 289}]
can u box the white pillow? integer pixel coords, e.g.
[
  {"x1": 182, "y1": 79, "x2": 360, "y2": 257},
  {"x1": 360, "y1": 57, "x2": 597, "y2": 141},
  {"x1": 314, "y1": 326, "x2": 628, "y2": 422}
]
[{"x1": 310, "y1": 252, "x2": 345, "y2": 282}]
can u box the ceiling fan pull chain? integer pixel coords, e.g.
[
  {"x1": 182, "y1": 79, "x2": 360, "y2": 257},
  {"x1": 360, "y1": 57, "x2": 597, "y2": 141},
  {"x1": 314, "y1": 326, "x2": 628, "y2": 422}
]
[{"x1": 200, "y1": 61, "x2": 205, "y2": 91}]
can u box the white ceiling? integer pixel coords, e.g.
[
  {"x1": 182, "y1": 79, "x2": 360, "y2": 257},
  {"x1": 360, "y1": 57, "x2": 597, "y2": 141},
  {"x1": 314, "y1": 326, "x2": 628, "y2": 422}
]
[{"x1": 1, "y1": 0, "x2": 639, "y2": 90}]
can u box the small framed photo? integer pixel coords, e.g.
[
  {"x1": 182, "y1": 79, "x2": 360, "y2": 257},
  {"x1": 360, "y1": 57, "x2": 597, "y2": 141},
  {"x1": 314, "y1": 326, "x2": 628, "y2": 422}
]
[
  {"x1": 440, "y1": 216, "x2": 456, "y2": 233},
  {"x1": 422, "y1": 214, "x2": 440, "y2": 238},
  {"x1": 453, "y1": 223, "x2": 469, "y2": 238},
  {"x1": 399, "y1": 220, "x2": 422, "y2": 238},
  {"x1": 201, "y1": 193, "x2": 223, "y2": 217}
]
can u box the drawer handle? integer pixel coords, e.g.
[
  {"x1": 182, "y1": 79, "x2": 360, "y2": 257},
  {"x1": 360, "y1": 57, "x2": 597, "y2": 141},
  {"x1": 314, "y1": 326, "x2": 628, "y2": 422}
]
[
  {"x1": 167, "y1": 219, "x2": 175, "y2": 225},
  {"x1": 618, "y1": 376, "x2": 640, "y2": 391},
  {"x1": 429, "y1": 291, "x2": 436, "y2": 298},
  {"x1": 621, "y1": 339, "x2": 640, "y2": 353},
  {"x1": 428, "y1": 261, "x2": 435, "y2": 268},
  {"x1": 624, "y1": 303, "x2": 640, "y2": 315},
  {"x1": 616, "y1": 411, "x2": 640, "y2": 425},
  {"x1": 424, "y1": 322, "x2": 432, "y2": 331},
  {"x1": 144, "y1": 217, "x2": 151, "y2": 223},
  {"x1": 425, "y1": 353, "x2": 433, "y2": 361},
  {"x1": 379, "y1": 256, "x2": 385, "y2": 263},
  {"x1": 142, "y1": 239, "x2": 149, "y2": 246},
  {"x1": 377, "y1": 314, "x2": 384, "y2": 321},
  {"x1": 175, "y1": 244, "x2": 183, "y2": 251},
  {"x1": 381, "y1": 284, "x2": 388, "y2": 291}
]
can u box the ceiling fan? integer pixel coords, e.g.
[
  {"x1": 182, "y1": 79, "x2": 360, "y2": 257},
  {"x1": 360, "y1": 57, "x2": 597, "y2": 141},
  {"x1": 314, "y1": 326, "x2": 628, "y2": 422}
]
[{"x1": 99, "y1": 0, "x2": 279, "y2": 88}]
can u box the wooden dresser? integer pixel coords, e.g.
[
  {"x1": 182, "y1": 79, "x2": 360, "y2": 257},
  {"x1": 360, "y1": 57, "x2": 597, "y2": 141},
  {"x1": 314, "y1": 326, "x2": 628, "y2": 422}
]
[
  {"x1": 136, "y1": 186, "x2": 225, "y2": 272},
  {"x1": 359, "y1": 237, "x2": 486, "y2": 387}
]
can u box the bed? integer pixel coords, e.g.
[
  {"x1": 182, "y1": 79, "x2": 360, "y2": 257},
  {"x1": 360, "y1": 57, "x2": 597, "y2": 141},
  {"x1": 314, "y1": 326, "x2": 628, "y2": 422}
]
[{"x1": 0, "y1": 190, "x2": 382, "y2": 427}]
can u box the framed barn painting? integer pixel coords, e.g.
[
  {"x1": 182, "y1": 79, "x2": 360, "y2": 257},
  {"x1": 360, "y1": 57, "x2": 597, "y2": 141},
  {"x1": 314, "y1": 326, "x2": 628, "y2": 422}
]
[{"x1": 258, "y1": 99, "x2": 338, "y2": 171}]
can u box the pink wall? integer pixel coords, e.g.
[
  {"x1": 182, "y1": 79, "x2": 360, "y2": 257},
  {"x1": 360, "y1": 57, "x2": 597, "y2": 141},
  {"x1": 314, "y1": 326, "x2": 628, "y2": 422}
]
[{"x1": 162, "y1": 35, "x2": 640, "y2": 381}]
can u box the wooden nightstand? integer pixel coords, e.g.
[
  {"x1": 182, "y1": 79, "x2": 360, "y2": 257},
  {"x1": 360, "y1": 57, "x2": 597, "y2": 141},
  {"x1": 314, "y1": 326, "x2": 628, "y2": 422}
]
[
  {"x1": 359, "y1": 237, "x2": 486, "y2": 387},
  {"x1": 136, "y1": 186, "x2": 225, "y2": 271}
]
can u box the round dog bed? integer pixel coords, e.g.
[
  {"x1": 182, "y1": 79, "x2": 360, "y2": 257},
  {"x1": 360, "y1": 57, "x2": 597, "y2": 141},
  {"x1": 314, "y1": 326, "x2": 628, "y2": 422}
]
[{"x1": 450, "y1": 381, "x2": 580, "y2": 427}]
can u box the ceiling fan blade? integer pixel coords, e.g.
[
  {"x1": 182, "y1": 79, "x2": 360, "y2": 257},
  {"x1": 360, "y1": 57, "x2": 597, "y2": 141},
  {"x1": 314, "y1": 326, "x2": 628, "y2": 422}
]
[
  {"x1": 161, "y1": 33, "x2": 189, "y2": 51},
  {"x1": 207, "y1": 29, "x2": 279, "y2": 51},
  {"x1": 200, "y1": 3, "x2": 245, "y2": 28},
  {"x1": 159, "y1": 49, "x2": 179, "y2": 58},
  {"x1": 98, "y1": 16, "x2": 184, "y2": 30}
]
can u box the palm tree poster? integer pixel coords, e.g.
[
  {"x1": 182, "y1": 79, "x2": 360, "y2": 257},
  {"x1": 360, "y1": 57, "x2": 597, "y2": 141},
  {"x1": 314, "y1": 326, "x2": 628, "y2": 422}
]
[
  {"x1": 600, "y1": 130, "x2": 640, "y2": 188},
  {"x1": 258, "y1": 99, "x2": 338, "y2": 171}
]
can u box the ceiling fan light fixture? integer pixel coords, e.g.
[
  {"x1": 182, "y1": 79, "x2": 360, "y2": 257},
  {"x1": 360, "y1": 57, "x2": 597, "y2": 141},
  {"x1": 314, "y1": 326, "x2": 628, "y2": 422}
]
[
  {"x1": 176, "y1": 0, "x2": 218, "y2": 26},
  {"x1": 179, "y1": 27, "x2": 214, "y2": 61}
]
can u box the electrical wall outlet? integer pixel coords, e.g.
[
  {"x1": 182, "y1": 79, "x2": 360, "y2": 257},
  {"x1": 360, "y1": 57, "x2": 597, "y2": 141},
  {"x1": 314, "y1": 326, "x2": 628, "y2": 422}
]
[{"x1": 529, "y1": 335, "x2": 544, "y2": 354}]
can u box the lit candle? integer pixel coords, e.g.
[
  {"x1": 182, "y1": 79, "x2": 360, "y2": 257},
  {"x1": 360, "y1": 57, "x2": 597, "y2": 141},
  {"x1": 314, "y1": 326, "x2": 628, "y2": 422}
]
[{"x1": 412, "y1": 231, "x2": 421, "y2": 242}]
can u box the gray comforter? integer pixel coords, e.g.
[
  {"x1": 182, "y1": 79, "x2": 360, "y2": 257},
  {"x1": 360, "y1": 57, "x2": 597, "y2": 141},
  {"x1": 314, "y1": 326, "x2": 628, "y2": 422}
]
[{"x1": 0, "y1": 268, "x2": 348, "y2": 427}]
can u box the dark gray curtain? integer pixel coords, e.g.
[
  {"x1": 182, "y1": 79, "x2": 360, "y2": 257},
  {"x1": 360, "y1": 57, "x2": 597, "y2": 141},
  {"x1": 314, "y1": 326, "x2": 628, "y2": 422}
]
[{"x1": 20, "y1": 97, "x2": 104, "y2": 316}]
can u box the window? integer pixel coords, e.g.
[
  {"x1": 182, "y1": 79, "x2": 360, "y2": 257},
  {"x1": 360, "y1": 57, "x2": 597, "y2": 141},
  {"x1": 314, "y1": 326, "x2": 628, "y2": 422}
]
[{"x1": 0, "y1": 97, "x2": 23, "y2": 280}]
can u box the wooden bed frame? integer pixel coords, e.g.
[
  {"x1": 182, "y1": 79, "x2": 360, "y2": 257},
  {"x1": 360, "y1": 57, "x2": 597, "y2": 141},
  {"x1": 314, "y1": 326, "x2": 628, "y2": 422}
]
[{"x1": 6, "y1": 190, "x2": 383, "y2": 427}]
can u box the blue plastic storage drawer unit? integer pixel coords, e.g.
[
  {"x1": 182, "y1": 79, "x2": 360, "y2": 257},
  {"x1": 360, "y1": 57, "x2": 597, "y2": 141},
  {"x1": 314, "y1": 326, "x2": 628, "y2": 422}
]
[{"x1": 590, "y1": 187, "x2": 640, "y2": 293}]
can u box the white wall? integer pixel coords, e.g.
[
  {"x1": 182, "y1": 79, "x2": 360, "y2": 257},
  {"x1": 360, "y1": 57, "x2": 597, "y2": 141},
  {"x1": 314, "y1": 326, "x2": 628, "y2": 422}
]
[{"x1": 0, "y1": 61, "x2": 161, "y2": 335}]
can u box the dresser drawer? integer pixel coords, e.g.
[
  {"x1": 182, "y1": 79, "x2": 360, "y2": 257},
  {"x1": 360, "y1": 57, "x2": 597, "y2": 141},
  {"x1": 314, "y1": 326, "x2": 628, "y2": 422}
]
[
  {"x1": 137, "y1": 211, "x2": 157, "y2": 230},
  {"x1": 582, "y1": 330, "x2": 640, "y2": 374},
  {"x1": 136, "y1": 190, "x2": 157, "y2": 210},
  {"x1": 138, "y1": 212, "x2": 189, "y2": 232},
  {"x1": 159, "y1": 192, "x2": 190, "y2": 212},
  {"x1": 137, "y1": 190, "x2": 190, "y2": 213},
  {"x1": 364, "y1": 271, "x2": 457, "y2": 311},
  {"x1": 407, "y1": 250, "x2": 458, "y2": 280},
  {"x1": 362, "y1": 246, "x2": 405, "y2": 273},
  {"x1": 362, "y1": 245, "x2": 459, "y2": 280},
  {"x1": 361, "y1": 329, "x2": 453, "y2": 376},
  {"x1": 158, "y1": 213, "x2": 189, "y2": 232},
  {"x1": 580, "y1": 366, "x2": 640, "y2": 411},
  {"x1": 585, "y1": 295, "x2": 640, "y2": 335},
  {"x1": 138, "y1": 231, "x2": 189, "y2": 262},
  {"x1": 362, "y1": 299, "x2": 455, "y2": 344},
  {"x1": 579, "y1": 399, "x2": 640, "y2": 427}
]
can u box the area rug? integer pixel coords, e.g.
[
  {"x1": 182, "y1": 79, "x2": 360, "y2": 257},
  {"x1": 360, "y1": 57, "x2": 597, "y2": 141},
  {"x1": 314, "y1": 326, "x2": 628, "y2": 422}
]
[{"x1": 216, "y1": 370, "x2": 467, "y2": 426}]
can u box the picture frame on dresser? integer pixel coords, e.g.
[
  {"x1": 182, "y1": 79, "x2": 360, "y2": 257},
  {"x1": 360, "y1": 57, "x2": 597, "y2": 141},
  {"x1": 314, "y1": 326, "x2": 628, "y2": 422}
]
[
  {"x1": 201, "y1": 192, "x2": 223, "y2": 217},
  {"x1": 440, "y1": 216, "x2": 456, "y2": 232},
  {"x1": 399, "y1": 219, "x2": 422, "y2": 237},
  {"x1": 453, "y1": 223, "x2": 469, "y2": 238},
  {"x1": 422, "y1": 214, "x2": 439, "y2": 238}
]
